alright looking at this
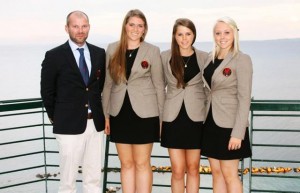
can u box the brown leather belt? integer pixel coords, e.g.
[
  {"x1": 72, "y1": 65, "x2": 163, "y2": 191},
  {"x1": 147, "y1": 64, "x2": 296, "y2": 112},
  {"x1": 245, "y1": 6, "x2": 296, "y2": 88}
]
[{"x1": 87, "y1": 112, "x2": 93, "y2": 119}]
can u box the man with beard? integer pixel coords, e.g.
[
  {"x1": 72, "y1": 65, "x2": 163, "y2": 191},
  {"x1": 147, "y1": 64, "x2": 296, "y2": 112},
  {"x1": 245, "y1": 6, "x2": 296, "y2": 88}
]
[{"x1": 41, "y1": 10, "x2": 106, "y2": 193}]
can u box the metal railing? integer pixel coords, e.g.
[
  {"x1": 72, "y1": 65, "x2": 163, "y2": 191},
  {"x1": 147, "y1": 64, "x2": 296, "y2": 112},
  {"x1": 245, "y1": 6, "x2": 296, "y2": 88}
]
[
  {"x1": 0, "y1": 98, "x2": 58, "y2": 193},
  {"x1": 1, "y1": 98, "x2": 300, "y2": 193},
  {"x1": 249, "y1": 100, "x2": 300, "y2": 193}
]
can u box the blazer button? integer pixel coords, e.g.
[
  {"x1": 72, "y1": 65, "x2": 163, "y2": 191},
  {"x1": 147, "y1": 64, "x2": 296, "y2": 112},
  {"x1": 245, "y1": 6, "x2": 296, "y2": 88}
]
[
  {"x1": 85, "y1": 104, "x2": 88, "y2": 108},
  {"x1": 86, "y1": 88, "x2": 89, "y2": 91}
]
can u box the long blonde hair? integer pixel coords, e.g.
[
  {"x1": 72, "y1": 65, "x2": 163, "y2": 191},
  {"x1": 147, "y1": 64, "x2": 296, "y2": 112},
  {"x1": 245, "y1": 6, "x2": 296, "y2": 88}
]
[
  {"x1": 109, "y1": 9, "x2": 148, "y2": 84},
  {"x1": 212, "y1": 16, "x2": 240, "y2": 62}
]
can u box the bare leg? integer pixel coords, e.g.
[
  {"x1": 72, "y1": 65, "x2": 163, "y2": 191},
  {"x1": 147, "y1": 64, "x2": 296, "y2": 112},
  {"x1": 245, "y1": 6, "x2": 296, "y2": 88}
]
[
  {"x1": 185, "y1": 149, "x2": 201, "y2": 193},
  {"x1": 133, "y1": 143, "x2": 153, "y2": 193},
  {"x1": 115, "y1": 143, "x2": 135, "y2": 193},
  {"x1": 169, "y1": 149, "x2": 186, "y2": 193},
  {"x1": 133, "y1": 143, "x2": 154, "y2": 193},
  {"x1": 220, "y1": 159, "x2": 242, "y2": 193},
  {"x1": 208, "y1": 158, "x2": 227, "y2": 193}
]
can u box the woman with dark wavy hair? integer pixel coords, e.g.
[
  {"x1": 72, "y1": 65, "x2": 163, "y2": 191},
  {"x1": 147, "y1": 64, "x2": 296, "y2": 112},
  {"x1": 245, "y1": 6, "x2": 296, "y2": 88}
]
[{"x1": 160, "y1": 18, "x2": 208, "y2": 193}]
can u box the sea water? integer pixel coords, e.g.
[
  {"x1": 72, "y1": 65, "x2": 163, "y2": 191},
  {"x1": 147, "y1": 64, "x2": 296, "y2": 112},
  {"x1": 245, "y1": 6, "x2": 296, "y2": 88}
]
[{"x1": 1, "y1": 39, "x2": 300, "y2": 192}]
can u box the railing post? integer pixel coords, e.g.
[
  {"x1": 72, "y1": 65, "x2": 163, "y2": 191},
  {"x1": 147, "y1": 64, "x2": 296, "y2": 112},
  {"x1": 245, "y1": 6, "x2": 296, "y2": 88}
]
[
  {"x1": 102, "y1": 136, "x2": 111, "y2": 193},
  {"x1": 41, "y1": 103, "x2": 48, "y2": 193},
  {"x1": 249, "y1": 102, "x2": 254, "y2": 193},
  {"x1": 240, "y1": 159, "x2": 244, "y2": 183}
]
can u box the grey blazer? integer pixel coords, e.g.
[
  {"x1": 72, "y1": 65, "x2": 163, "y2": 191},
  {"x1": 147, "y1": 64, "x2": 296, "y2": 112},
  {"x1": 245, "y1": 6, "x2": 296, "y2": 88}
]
[
  {"x1": 161, "y1": 48, "x2": 208, "y2": 122},
  {"x1": 202, "y1": 51, "x2": 253, "y2": 139},
  {"x1": 102, "y1": 41, "x2": 165, "y2": 120}
]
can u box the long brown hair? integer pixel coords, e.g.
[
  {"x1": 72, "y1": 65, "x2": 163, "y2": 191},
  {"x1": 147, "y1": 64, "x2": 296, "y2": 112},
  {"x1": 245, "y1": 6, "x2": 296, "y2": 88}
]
[
  {"x1": 109, "y1": 9, "x2": 148, "y2": 84},
  {"x1": 170, "y1": 18, "x2": 196, "y2": 88}
]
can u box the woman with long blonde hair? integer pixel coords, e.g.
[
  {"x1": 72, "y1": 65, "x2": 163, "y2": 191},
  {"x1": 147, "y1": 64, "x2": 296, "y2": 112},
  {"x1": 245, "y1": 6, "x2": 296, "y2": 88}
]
[{"x1": 201, "y1": 17, "x2": 253, "y2": 193}]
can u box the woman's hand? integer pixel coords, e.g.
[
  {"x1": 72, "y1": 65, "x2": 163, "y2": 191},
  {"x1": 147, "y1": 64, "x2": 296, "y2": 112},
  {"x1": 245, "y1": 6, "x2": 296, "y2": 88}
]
[
  {"x1": 228, "y1": 137, "x2": 242, "y2": 151},
  {"x1": 104, "y1": 118, "x2": 110, "y2": 135}
]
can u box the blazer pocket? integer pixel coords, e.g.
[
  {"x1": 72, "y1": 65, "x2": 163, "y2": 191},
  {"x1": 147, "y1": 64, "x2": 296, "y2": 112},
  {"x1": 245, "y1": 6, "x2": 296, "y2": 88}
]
[
  {"x1": 221, "y1": 97, "x2": 238, "y2": 104},
  {"x1": 143, "y1": 88, "x2": 156, "y2": 95}
]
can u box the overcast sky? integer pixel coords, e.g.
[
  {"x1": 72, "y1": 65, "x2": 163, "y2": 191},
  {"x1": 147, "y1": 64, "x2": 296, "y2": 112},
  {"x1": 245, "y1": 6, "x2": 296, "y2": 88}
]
[{"x1": 1, "y1": 0, "x2": 299, "y2": 45}]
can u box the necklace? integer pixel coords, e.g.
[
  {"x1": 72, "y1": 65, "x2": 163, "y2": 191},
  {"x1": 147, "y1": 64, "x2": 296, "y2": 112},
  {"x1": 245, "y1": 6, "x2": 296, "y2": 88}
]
[
  {"x1": 128, "y1": 48, "x2": 137, "y2": 57},
  {"x1": 182, "y1": 56, "x2": 191, "y2": 68}
]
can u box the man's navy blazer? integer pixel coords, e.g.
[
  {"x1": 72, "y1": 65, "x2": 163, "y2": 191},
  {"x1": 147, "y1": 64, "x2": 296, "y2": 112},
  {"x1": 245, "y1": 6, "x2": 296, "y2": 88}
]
[{"x1": 41, "y1": 41, "x2": 106, "y2": 134}]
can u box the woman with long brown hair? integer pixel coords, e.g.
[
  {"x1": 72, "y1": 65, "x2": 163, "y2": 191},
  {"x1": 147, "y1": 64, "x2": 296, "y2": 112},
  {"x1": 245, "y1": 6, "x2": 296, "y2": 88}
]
[
  {"x1": 160, "y1": 18, "x2": 208, "y2": 193},
  {"x1": 102, "y1": 9, "x2": 165, "y2": 193}
]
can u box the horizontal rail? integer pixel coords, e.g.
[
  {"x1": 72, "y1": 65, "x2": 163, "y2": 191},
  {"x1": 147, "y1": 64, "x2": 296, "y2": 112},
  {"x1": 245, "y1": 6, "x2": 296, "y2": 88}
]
[
  {"x1": 0, "y1": 98, "x2": 42, "y2": 104},
  {"x1": 251, "y1": 100, "x2": 300, "y2": 111},
  {"x1": 251, "y1": 174, "x2": 300, "y2": 179},
  {"x1": 0, "y1": 101, "x2": 43, "y2": 112},
  {"x1": 252, "y1": 144, "x2": 300, "y2": 148},
  {"x1": 0, "y1": 179, "x2": 45, "y2": 190},
  {"x1": 0, "y1": 124, "x2": 44, "y2": 132},
  {"x1": 0, "y1": 137, "x2": 44, "y2": 146},
  {"x1": 252, "y1": 129, "x2": 300, "y2": 132},
  {"x1": 251, "y1": 190, "x2": 300, "y2": 193},
  {"x1": 0, "y1": 151, "x2": 45, "y2": 160},
  {"x1": 251, "y1": 159, "x2": 300, "y2": 164},
  {"x1": 0, "y1": 165, "x2": 45, "y2": 175},
  {"x1": 0, "y1": 110, "x2": 44, "y2": 117}
]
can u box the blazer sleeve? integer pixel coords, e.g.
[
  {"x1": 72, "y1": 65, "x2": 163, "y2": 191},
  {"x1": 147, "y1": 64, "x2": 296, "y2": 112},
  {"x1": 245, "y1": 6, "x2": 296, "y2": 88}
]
[
  {"x1": 40, "y1": 50, "x2": 58, "y2": 120},
  {"x1": 160, "y1": 50, "x2": 170, "y2": 88},
  {"x1": 195, "y1": 48, "x2": 209, "y2": 72},
  {"x1": 102, "y1": 43, "x2": 114, "y2": 118},
  {"x1": 98, "y1": 48, "x2": 106, "y2": 93},
  {"x1": 150, "y1": 46, "x2": 165, "y2": 121},
  {"x1": 231, "y1": 54, "x2": 253, "y2": 139}
]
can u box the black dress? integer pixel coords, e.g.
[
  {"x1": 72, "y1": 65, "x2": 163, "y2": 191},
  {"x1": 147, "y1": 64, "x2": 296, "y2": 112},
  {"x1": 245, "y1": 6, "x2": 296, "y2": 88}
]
[
  {"x1": 161, "y1": 53, "x2": 204, "y2": 149},
  {"x1": 109, "y1": 48, "x2": 160, "y2": 144},
  {"x1": 201, "y1": 58, "x2": 252, "y2": 160}
]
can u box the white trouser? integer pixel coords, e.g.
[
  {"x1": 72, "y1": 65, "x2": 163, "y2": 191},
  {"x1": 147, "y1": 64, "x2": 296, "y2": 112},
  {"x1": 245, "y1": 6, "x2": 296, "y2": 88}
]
[{"x1": 54, "y1": 120, "x2": 103, "y2": 193}]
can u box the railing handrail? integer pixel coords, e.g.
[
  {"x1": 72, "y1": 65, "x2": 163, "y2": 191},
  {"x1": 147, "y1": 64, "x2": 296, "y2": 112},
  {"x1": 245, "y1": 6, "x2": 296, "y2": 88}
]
[
  {"x1": 250, "y1": 99, "x2": 300, "y2": 111},
  {"x1": 0, "y1": 98, "x2": 43, "y2": 112}
]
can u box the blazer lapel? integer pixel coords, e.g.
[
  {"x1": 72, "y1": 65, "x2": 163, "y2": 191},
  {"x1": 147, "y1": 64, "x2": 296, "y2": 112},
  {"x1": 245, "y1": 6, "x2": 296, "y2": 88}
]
[
  {"x1": 195, "y1": 49, "x2": 203, "y2": 72},
  {"x1": 128, "y1": 42, "x2": 148, "y2": 81},
  {"x1": 166, "y1": 49, "x2": 202, "y2": 85},
  {"x1": 87, "y1": 43, "x2": 96, "y2": 84},
  {"x1": 211, "y1": 52, "x2": 234, "y2": 85},
  {"x1": 202, "y1": 53, "x2": 212, "y2": 91},
  {"x1": 165, "y1": 52, "x2": 179, "y2": 84},
  {"x1": 62, "y1": 42, "x2": 82, "y2": 76},
  {"x1": 187, "y1": 50, "x2": 203, "y2": 85},
  {"x1": 62, "y1": 42, "x2": 88, "y2": 86}
]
